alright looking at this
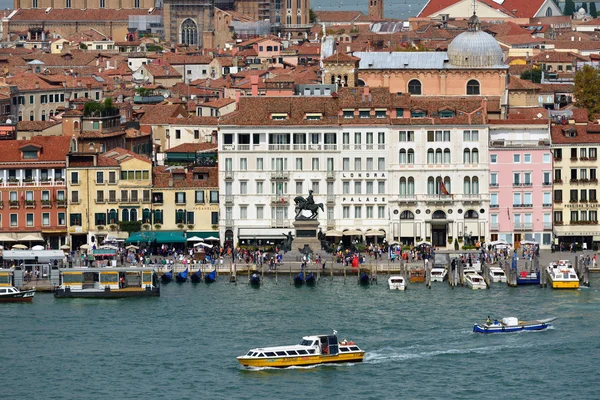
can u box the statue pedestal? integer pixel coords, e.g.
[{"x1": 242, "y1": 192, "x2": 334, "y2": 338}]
[{"x1": 293, "y1": 220, "x2": 321, "y2": 254}]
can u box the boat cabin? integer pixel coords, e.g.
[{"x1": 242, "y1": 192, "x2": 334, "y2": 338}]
[
  {"x1": 56, "y1": 267, "x2": 158, "y2": 291},
  {"x1": 0, "y1": 269, "x2": 13, "y2": 287}
]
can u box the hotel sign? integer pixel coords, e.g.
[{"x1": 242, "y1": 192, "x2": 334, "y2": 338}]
[
  {"x1": 342, "y1": 197, "x2": 387, "y2": 203},
  {"x1": 564, "y1": 203, "x2": 600, "y2": 208},
  {"x1": 341, "y1": 173, "x2": 386, "y2": 179}
]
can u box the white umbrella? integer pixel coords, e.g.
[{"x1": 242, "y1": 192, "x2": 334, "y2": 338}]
[
  {"x1": 490, "y1": 239, "x2": 508, "y2": 246},
  {"x1": 126, "y1": 245, "x2": 139, "y2": 250},
  {"x1": 31, "y1": 245, "x2": 45, "y2": 251},
  {"x1": 186, "y1": 236, "x2": 204, "y2": 242},
  {"x1": 520, "y1": 240, "x2": 538, "y2": 245},
  {"x1": 12, "y1": 244, "x2": 27, "y2": 250},
  {"x1": 100, "y1": 245, "x2": 118, "y2": 250},
  {"x1": 388, "y1": 241, "x2": 400, "y2": 246},
  {"x1": 80, "y1": 244, "x2": 91, "y2": 250},
  {"x1": 204, "y1": 236, "x2": 219, "y2": 241},
  {"x1": 60, "y1": 244, "x2": 71, "y2": 250},
  {"x1": 193, "y1": 242, "x2": 213, "y2": 248},
  {"x1": 343, "y1": 229, "x2": 363, "y2": 236}
]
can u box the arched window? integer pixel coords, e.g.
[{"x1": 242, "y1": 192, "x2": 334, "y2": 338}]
[
  {"x1": 407, "y1": 149, "x2": 414, "y2": 164},
  {"x1": 444, "y1": 176, "x2": 451, "y2": 194},
  {"x1": 181, "y1": 19, "x2": 198, "y2": 46},
  {"x1": 407, "y1": 177, "x2": 415, "y2": 195},
  {"x1": 435, "y1": 149, "x2": 442, "y2": 164},
  {"x1": 142, "y1": 208, "x2": 151, "y2": 224},
  {"x1": 427, "y1": 177, "x2": 435, "y2": 194},
  {"x1": 18, "y1": 111, "x2": 22, "y2": 122},
  {"x1": 41, "y1": 110, "x2": 46, "y2": 121},
  {"x1": 343, "y1": 75, "x2": 348, "y2": 87},
  {"x1": 443, "y1": 148, "x2": 451, "y2": 164},
  {"x1": 399, "y1": 149, "x2": 407, "y2": 164},
  {"x1": 73, "y1": 120, "x2": 79, "y2": 130},
  {"x1": 463, "y1": 148, "x2": 471, "y2": 164},
  {"x1": 121, "y1": 208, "x2": 129, "y2": 222},
  {"x1": 130, "y1": 208, "x2": 137, "y2": 222},
  {"x1": 464, "y1": 177, "x2": 471, "y2": 195},
  {"x1": 467, "y1": 79, "x2": 480, "y2": 95},
  {"x1": 29, "y1": 111, "x2": 34, "y2": 121},
  {"x1": 331, "y1": 76, "x2": 336, "y2": 85},
  {"x1": 427, "y1": 149, "x2": 434, "y2": 164},
  {"x1": 472, "y1": 148, "x2": 479, "y2": 164},
  {"x1": 399, "y1": 177, "x2": 407, "y2": 195},
  {"x1": 400, "y1": 210, "x2": 415, "y2": 219},
  {"x1": 176, "y1": 209, "x2": 185, "y2": 224},
  {"x1": 472, "y1": 176, "x2": 479, "y2": 194},
  {"x1": 545, "y1": 7, "x2": 552, "y2": 16},
  {"x1": 49, "y1": 110, "x2": 54, "y2": 118},
  {"x1": 408, "y1": 79, "x2": 422, "y2": 95},
  {"x1": 465, "y1": 210, "x2": 479, "y2": 219},
  {"x1": 109, "y1": 209, "x2": 117, "y2": 224},
  {"x1": 432, "y1": 210, "x2": 446, "y2": 219}
]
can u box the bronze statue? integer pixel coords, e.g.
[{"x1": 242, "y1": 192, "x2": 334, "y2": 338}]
[
  {"x1": 294, "y1": 190, "x2": 324, "y2": 220},
  {"x1": 281, "y1": 231, "x2": 293, "y2": 253}
]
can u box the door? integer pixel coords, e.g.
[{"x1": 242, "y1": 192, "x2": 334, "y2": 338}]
[
  {"x1": 514, "y1": 233, "x2": 521, "y2": 249},
  {"x1": 432, "y1": 226, "x2": 446, "y2": 247},
  {"x1": 327, "y1": 335, "x2": 339, "y2": 355}
]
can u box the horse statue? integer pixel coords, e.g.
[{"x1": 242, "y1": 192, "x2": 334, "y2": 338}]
[{"x1": 294, "y1": 196, "x2": 324, "y2": 220}]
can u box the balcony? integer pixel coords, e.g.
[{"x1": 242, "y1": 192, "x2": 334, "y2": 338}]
[
  {"x1": 326, "y1": 171, "x2": 335, "y2": 180},
  {"x1": 570, "y1": 157, "x2": 578, "y2": 162},
  {"x1": 238, "y1": 144, "x2": 251, "y2": 151},
  {"x1": 323, "y1": 144, "x2": 337, "y2": 151},
  {"x1": 490, "y1": 204, "x2": 499, "y2": 208},
  {"x1": 553, "y1": 179, "x2": 563, "y2": 184},
  {"x1": 271, "y1": 195, "x2": 290, "y2": 204},
  {"x1": 270, "y1": 171, "x2": 290, "y2": 180},
  {"x1": 514, "y1": 222, "x2": 533, "y2": 231},
  {"x1": 513, "y1": 204, "x2": 523, "y2": 208},
  {"x1": 24, "y1": 201, "x2": 36, "y2": 208},
  {"x1": 544, "y1": 222, "x2": 553, "y2": 230},
  {"x1": 543, "y1": 203, "x2": 552, "y2": 208},
  {"x1": 9, "y1": 200, "x2": 19, "y2": 209},
  {"x1": 56, "y1": 200, "x2": 67, "y2": 208},
  {"x1": 327, "y1": 194, "x2": 335, "y2": 203},
  {"x1": 225, "y1": 195, "x2": 234, "y2": 204},
  {"x1": 554, "y1": 199, "x2": 563, "y2": 204},
  {"x1": 522, "y1": 203, "x2": 533, "y2": 208},
  {"x1": 554, "y1": 220, "x2": 564, "y2": 225},
  {"x1": 95, "y1": 198, "x2": 106, "y2": 204},
  {"x1": 570, "y1": 179, "x2": 579, "y2": 184},
  {"x1": 462, "y1": 194, "x2": 481, "y2": 202},
  {"x1": 543, "y1": 181, "x2": 552, "y2": 186},
  {"x1": 398, "y1": 195, "x2": 417, "y2": 203},
  {"x1": 225, "y1": 170, "x2": 233, "y2": 180},
  {"x1": 268, "y1": 144, "x2": 290, "y2": 151},
  {"x1": 423, "y1": 194, "x2": 452, "y2": 202},
  {"x1": 523, "y1": 182, "x2": 532, "y2": 187},
  {"x1": 512, "y1": 182, "x2": 522, "y2": 187},
  {"x1": 490, "y1": 223, "x2": 499, "y2": 231},
  {"x1": 271, "y1": 219, "x2": 290, "y2": 228},
  {"x1": 554, "y1": 157, "x2": 562, "y2": 162},
  {"x1": 570, "y1": 220, "x2": 599, "y2": 225},
  {"x1": 107, "y1": 198, "x2": 118, "y2": 204},
  {"x1": 41, "y1": 200, "x2": 52, "y2": 208},
  {"x1": 490, "y1": 183, "x2": 499, "y2": 188}
]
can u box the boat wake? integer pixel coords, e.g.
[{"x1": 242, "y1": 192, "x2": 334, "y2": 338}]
[
  {"x1": 365, "y1": 342, "x2": 543, "y2": 365},
  {"x1": 244, "y1": 363, "x2": 356, "y2": 371}
]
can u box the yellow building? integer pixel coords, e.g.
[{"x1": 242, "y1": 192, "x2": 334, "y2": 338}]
[
  {"x1": 66, "y1": 148, "x2": 152, "y2": 248},
  {"x1": 149, "y1": 166, "x2": 220, "y2": 242}
]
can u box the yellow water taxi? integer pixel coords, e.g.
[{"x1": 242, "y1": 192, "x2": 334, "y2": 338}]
[
  {"x1": 546, "y1": 260, "x2": 580, "y2": 289},
  {"x1": 237, "y1": 331, "x2": 365, "y2": 368}
]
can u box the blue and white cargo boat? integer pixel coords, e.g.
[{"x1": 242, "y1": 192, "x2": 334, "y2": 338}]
[{"x1": 473, "y1": 317, "x2": 556, "y2": 334}]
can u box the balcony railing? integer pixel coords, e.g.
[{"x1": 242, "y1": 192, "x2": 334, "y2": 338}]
[
  {"x1": 271, "y1": 195, "x2": 289, "y2": 204},
  {"x1": 543, "y1": 203, "x2": 552, "y2": 208},
  {"x1": 224, "y1": 170, "x2": 233, "y2": 179},
  {"x1": 423, "y1": 194, "x2": 453, "y2": 202},
  {"x1": 225, "y1": 195, "x2": 234, "y2": 204},
  {"x1": 543, "y1": 181, "x2": 552, "y2": 186},
  {"x1": 324, "y1": 144, "x2": 337, "y2": 151},
  {"x1": 1, "y1": 179, "x2": 66, "y2": 187},
  {"x1": 270, "y1": 171, "x2": 290, "y2": 180},
  {"x1": 490, "y1": 204, "x2": 499, "y2": 208},
  {"x1": 513, "y1": 182, "x2": 522, "y2": 187},
  {"x1": 490, "y1": 183, "x2": 499, "y2": 188},
  {"x1": 107, "y1": 198, "x2": 118, "y2": 204},
  {"x1": 95, "y1": 198, "x2": 106, "y2": 204},
  {"x1": 398, "y1": 195, "x2": 417, "y2": 202},
  {"x1": 271, "y1": 219, "x2": 290, "y2": 228},
  {"x1": 268, "y1": 144, "x2": 290, "y2": 151},
  {"x1": 490, "y1": 223, "x2": 499, "y2": 231},
  {"x1": 553, "y1": 179, "x2": 563, "y2": 184},
  {"x1": 544, "y1": 223, "x2": 553, "y2": 230},
  {"x1": 514, "y1": 222, "x2": 533, "y2": 230}
]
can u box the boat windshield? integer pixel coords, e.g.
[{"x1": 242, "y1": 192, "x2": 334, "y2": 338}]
[{"x1": 299, "y1": 340, "x2": 313, "y2": 346}]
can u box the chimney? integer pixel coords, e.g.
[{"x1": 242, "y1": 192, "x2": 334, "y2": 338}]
[
  {"x1": 168, "y1": 177, "x2": 173, "y2": 187},
  {"x1": 250, "y1": 74, "x2": 259, "y2": 96},
  {"x1": 35, "y1": 81, "x2": 40, "y2": 89},
  {"x1": 363, "y1": 86, "x2": 370, "y2": 96}
]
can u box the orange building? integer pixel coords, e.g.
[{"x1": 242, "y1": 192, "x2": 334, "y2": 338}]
[{"x1": 0, "y1": 136, "x2": 71, "y2": 249}]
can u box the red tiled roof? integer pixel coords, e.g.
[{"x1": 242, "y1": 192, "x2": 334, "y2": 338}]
[
  {"x1": 314, "y1": 10, "x2": 365, "y2": 23},
  {"x1": 143, "y1": 63, "x2": 182, "y2": 79},
  {"x1": 419, "y1": 0, "x2": 549, "y2": 18},
  {"x1": 139, "y1": 104, "x2": 187, "y2": 125},
  {"x1": 100, "y1": 147, "x2": 151, "y2": 164},
  {"x1": 165, "y1": 143, "x2": 218, "y2": 153},
  {"x1": 0, "y1": 136, "x2": 71, "y2": 164},
  {"x1": 508, "y1": 76, "x2": 541, "y2": 91},
  {"x1": 152, "y1": 166, "x2": 218, "y2": 189},
  {"x1": 9, "y1": 8, "x2": 160, "y2": 22},
  {"x1": 531, "y1": 51, "x2": 589, "y2": 63},
  {"x1": 551, "y1": 124, "x2": 600, "y2": 144},
  {"x1": 17, "y1": 120, "x2": 62, "y2": 131},
  {"x1": 322, "y1": 52, "x2": 360, "y2": 63}
]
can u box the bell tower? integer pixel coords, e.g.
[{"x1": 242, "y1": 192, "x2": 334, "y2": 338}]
[{"x1": 368, "y1": 0, "x2": 384, "y2": 20}]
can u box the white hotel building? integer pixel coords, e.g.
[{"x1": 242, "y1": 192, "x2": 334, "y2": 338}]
[{"x1": 218, "y1": 88, "x2": 491, "y2": 248}]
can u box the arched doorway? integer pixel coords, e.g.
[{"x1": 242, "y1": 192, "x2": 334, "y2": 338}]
[
  {"x1": 181, "y1": 19, "x2": 198, "y2": 46},
  {"x1": 431, "y1": 210, "x2": 447, "y2": 247}
]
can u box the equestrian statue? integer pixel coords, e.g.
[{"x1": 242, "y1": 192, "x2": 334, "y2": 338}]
[{"x1": 294, "y1": 190, "x2": 324, "y2": 220}]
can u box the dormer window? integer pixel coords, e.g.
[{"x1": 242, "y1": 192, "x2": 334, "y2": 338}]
[
  {"x1": 411, "y1": 110, "x2": 426, "y2": 118},
  {"x1": 564, "y1": 128, "x2": 577, "y2": 138},
  {"x1": 359, "y1": 110, "x2": 370, "y2": 119},
  {"x1": 306, "y1": 113, "x2": 322, "y2": 121},
  {"x1": 396, "y1": 108, "x2": 404, "y2": 118},
  {"x1": 343, "y1": 110, "x2": 354, "y2": 119},
  {"x1": 375, "y1": 110, "x2": 386, "y2": 119},
  {"x1": 439, "y1": 110, "x2": 455, "y2": 118},
  {"x1": 271, "y1": 113, "x2": 288, "y2": 120},
  {"x1": 23, "y1": 150, "x2": 38, "y2": 159}
]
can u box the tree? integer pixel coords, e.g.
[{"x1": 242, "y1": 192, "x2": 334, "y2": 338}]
[
  {"x1": 520, "y1": 68, "x2": 542, "y2": 83},
  {"x1": 309, "y1": 8, "x2": 317, "y2": 23},
  {"x1": 564, "y1": 0, "x2": 575, "y2": 16},
  {"x1": 581, "y1": 2, "x2": 588, "y2": 12},
  {"x1": 591, "y1": 1, "x2": 598, "y2": 17},
  {"x1": 574, "y1": 64, "x2": 600, "y2": 120}
]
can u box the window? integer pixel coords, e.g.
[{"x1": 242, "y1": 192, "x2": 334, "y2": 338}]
[
  {"x1": 70, "y1": 213, "x2": 81, "y2": 226},
  {"x1": 378, "y1": 158, "x2": 385, "y2": 170},
  {"x1": 94, "y1": 213, "x2": 106, "y2": 226},
  {"x1": 70, "y1": 171, "x2": 79, "y2": 184},
  {"x1": 71, "y1": 191, "x2": 79, "y2": 203},
  {"x1": 543, "y1": 153, "x2": 551, "y2": 163},
  {"x1": 513, "y1": 154, "x2": 520, "y2": 163},
  {"x1": 570, "y1": 189, "x2": 578, "y2": 202},
  {"x1": 490, "y1": 173, "x2": 498, "y2": 186},
  {"x1": 375, "y1": 110, "x2": 386, "y2": 119},
  {"x1": 312, "y1": 158, "x2": 319, "y2": 171},
  {"x1": 256, "y1": 181, "x2": 263, "y2": 194},
  {"x1": 240, "y1": 158, "x2": 247, "y2": 171},
  {"x1": 513, "y1": 193, "x2": 521, "y2": 206},
  {"x1": 524, "y1": 192, "x2": 532, "y2": 206},
  {"x1": 312, "y1": 181, "x2": 319, "y2": 194},
  {"x1": 10, "y1": 214, "x2": 17, "y2": 227},
  {"x1": 399, "y1": 131, "x2": 414, "y2": 142},
  {"x1": 354, "y1": 206, "x2": 362, "y2": 219},
  {"x1": 554, "y1": 211, "x2": 562, "y2": 223},
  {"x1": 554, "y1": 190, "x2": 562, "y2": 202},
  {"x1": 524, "y1": 172, "x2": 532, "y2": 185},
  {"x1": 343, "y1": 110, "x2": 353, "y2": 119},
  {"x1": 343, "y1": 206, "x2": 350, "y2": 218},
  {"x1": 343, "y1": 182, "x2": 350, "y2": 194},
  {"x1": 99, "y1": 0, "x2": 105, "y2": 8},
  {"x1": 354, "y1": 182, "x2": 361, "y2": 194},
  {"x1": 367, "y1": 181, "x2": 374, "y2": 194},
  {"x1": 378, "y1": 206, "x2": 385, "y2": 219},
  {"x1": 543, "y1": 192, "x2": 551, "y2": 205},
  {"x1": 195, "y1": 191, "x2": 205, "y2": 204},
  {"x1": 210, "y1": 191, "x2": 219, "y2": 203},
  {"x1": 296, "y1": 181, "x2": 303, "y2": 195},
  {"x1": 257, "y1": 158, "x2": 263, "y2": 171},
  {"x1": 296, "y1": 158, "x2": 303, "y2": 171},
  {"x1": 408, "y1": 79, "x2": 421, "y2": 95},
  {"x1": 343, "y1": 158, "x2": 350, "y2": 171},
  {"x1": 490, "y1": 154, "x2": 497, "y2": 164},
  {"x1": 466, "y1": 80, "x2": 480, "y2": 95},
  {"x1": 240, "y1": 181, "x2": 247, "y2": 194},
  {"x1": 96, "y1": 171, "x2": 104, "y2": 184},
  {"x1": 378, "y1": 181, "x2": 385, "y2": 194},
  {"x1": 366, "y1": 158, "x2": 373, "y2": 170},
  {"x1": 175, "y1": 192, "x2": 186, "y2": 204},
  {"x1": 186, "y1": 212, "x2": 194, "y2": 225},
  {"x1": 524, "y1": 154, "x2": 531, "y2": 163},
  {"x1": 490, "y1": 193, "x2": 498, "y2": 206},
  {"x1": 211, "y1": 211, "x2": 219, "y2": 225}
]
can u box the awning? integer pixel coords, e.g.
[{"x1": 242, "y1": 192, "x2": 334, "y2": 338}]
[
  {"x1": 325, "y1": 230, "x2": 343, "y2": 237},
  {"x1": 594, "y1": 236, "x2": 600, "y2": 241},
  {"x1": 238, "y1": 228, "x2": 290, "y2": 239},
  {"x1": 19, "y1": 234, "x2": 44, "y2": 241},
  {"x1": 92, "y1": 249, "x2": 117, "y2": 256},
  {"x1": 186, "y1": 231, "x2": 220, "y2": 239},
  {"x1": 0, "y1": 235, "x2": 15, "y2": 242},
  {"x1": 126, "y1": 231, "x2": 187, "y2": 244},
  {"x1": 343, "y1": 230, "x2": 363, "y2": 236},
  {"x1": 365, "y1": 230, "x2": 385, "y2": 237}
]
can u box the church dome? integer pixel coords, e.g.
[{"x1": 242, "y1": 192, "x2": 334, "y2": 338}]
[{"x1": 447, "y1": 14, "x2": 504, "y2": 68}]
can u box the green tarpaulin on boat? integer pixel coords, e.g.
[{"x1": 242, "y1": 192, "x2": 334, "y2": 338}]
[{"x1": 125, "y1": 231, "x2": 187, "y2": 244}]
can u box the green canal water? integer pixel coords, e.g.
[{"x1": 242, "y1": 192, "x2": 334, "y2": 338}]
[{"x1": 3, "y1": 276, "x2": 600, "y2": 399}]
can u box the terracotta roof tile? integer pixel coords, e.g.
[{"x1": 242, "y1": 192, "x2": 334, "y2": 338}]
[
  {"x1": 314, "y1": 10, "x2": 365, "y2": 23},
  {"x1": 551, "y1": 123, "x2": 600, "y2": 144},
  {"x1": 165, "y1": 143, "x2": 218, "y2": 153},
  {"x1": 419, "y1": 0, "x2": 549, "y2": 18},
  {"x1": 17, "y1": 120, "x2": 62, "y2": 131},
  {"x1": 10, "y1": 8, "x2": 159, "y2": 22},
  {"x1": 0, "y1": 136, "x2": 71, "y2": 164},
  {"x1": 152, "y1": 166, "x2": 218, "y2": 189}
]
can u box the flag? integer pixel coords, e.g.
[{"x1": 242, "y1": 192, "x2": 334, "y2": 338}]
[
  {"x1": 440, "y1": 180, "x2": 450, "y2": 196},
  {"x1": 507, "y1": 207, "x2": 510, "y2": 220},
  {"x1": 20, "y1": 191, "x2": 24, "y2": 202}
]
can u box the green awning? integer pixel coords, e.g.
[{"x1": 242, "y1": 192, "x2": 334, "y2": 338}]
[
  {"x1": 92, "y1": 249, "x2": 117, "y2": 256},
  {"x1": 126, "y1": 231, "x2": 187, "y2": 244},
  {"x1": 186, "y1": 231, "x2": 219, "y2": 239}
]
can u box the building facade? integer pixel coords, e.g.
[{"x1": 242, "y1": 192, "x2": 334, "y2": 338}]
[{"x1": 489, "y1": 120, "x2": 553, "y2": 248}]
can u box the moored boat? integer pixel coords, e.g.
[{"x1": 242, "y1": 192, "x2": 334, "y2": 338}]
[
  {"x1": 488, "y1": 267, "x2": 507, "y2": 283},
  {"x1": 430, "y1": 267, "x2": 447, "y2": 282},
  {"x1": 191, "y1": 270, "x2": 203, "y2": 283},
  {"x1": 0, "y1": 286, "x2": 35, "y2": 302},
  {"x1": 546, "y1": 260, "x2": 579, "y2": 289},
  {"x1": 250, "y1": 273, "x2": 260, "y2": 286},
  {"x1": 293, "y1": 271, "x2": 305, "y2": 285},
  {"x1": 205, "y1": 269, "x2": 217, "y2": 283},
  {"x1": 359, "y1": 271, "x2": 370, "y2": 285},
  {"x1": 176, "y1": 268, "x2": 189, "y2": 283},
  {"x1": 53, "y1": 267, "x2": 160, "y2": 298},
  {"x1": 305, "y1": 272, "x2": 316, "y2": 285},
  {"x1": 464, "y1": 269, "x2": 487, "y2": 289},
  {"x1": 388, "y1": 276, "x2": 406, "y2": 290},
  {"x1": 409, "y1": 268, "x2": 425, "y2": 283},
  {"x1": 473, "y1": 317, "x2": 556, "y2": 333},
  {"x1": 237, "y1": 331, "x2": 365, "y2": 368},
  {"x1": 516, "y1": 270, "x2": 540, "y2": 285},
  {"x1": 161, "y1": 270, "x2": 173, "y2": 283}
]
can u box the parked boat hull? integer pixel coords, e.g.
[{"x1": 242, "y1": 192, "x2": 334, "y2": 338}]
[
  {"x1": 54, "y1": 287, "x2": 160, "y2": 298},
  {"x1": 473, "y1": 318, "x2": 556, "y2": 334},
  {"x1": 237, "y1": 352, "x2": 365, "y2": 368},
  {"x1": 175, "y1": 276, "x2": 187, "y2": 283},
  {"x1": 190, "y1": 272, "x2": 202, "y2": 283},
  {"x1": 0, "y1": 290, "x2": 35, "y2": 302},
  {"x1": 250, "y1": 275, "x2": 261, "y2": 286},
  {"x1": 548, "y1": 279, "x2": 579, "y2": 289},
  {"x1": 305, "y1": 273, "x2": 316, "y2": 285}
]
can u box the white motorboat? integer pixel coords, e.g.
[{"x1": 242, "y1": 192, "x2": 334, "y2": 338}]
[
  {"x1": 388, "y1": 276, "x2": 406, "y2": 290},
  {"x1": 546, "y1": 260, "x2": 579, "y2": 289},
  {"x1": 430, "y1": 267, "x2": 447, "y2": 282},
  {"x1": 488, "y1": 267, "x2": 507, "y2": 283},
  {"x1": 463, "y1": 268, "x2": 487, "y2": 289}
]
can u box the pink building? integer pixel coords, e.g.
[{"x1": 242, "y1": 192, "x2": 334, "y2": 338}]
[{"x1": 488, "y1": 120, "x2": 553, "y2": 248}]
